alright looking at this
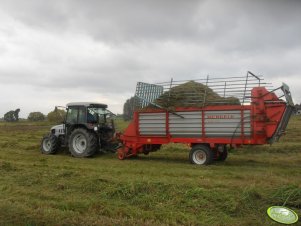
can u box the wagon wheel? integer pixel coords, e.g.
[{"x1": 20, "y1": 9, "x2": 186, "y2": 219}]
[
  {"x1": 189, "y1": 145, "x2": 214, "y2": 165},
  {"x1": 143, "y1": 150, "x2": 149, "y2": 155},
  {"x1": 216, "y1": 146, "x2": 228, "y2": 161}
]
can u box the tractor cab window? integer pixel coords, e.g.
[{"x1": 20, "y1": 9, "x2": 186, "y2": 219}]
[
  {"x1": 66, "y1": 107, "x2": 79, "y2": 124},
  {"x1": 87, "y1": 107, "x2": 109, "y2": 124},
  {"x1": 87, "y1": 109, "x2": 97, "y2": 123},
  {"x1": 78, "y1": 107, "x2": 86, "y2": 124}
]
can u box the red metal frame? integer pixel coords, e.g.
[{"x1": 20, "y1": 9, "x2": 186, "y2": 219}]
[{"x1": 117, "y1": 87, "x2": 288, "y2": 160}]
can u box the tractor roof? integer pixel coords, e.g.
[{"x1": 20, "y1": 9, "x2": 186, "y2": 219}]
[{"x1": 67, "y1": 102, "x2": 108, "y2": 108}]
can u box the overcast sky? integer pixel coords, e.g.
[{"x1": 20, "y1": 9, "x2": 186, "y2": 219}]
[{"x1": 0, "y1": 0, "x2": 300, "y2": 118}]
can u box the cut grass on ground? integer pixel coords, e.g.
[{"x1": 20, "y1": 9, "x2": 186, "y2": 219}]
[{"x1": 0, "y1": 117, "x2": 300, "y2": 225}]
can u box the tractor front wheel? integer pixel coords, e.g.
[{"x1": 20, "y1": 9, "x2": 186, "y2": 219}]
[
  {"x1": 189, "y1": 145, "x2": 214, "y2": 165},
  {"x1": 69, "y1": 128, "x2": 98, "y2": 157},
  {"x1": 41, "y1": 134, "x2": 60, "y2": 155}
]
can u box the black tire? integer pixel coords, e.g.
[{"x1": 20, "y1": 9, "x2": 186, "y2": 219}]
[
  {"x1": 41, "y1": 134, "x2": 59, "y2": 155},
  {"x1": 143, "y1": 151, "x2": 149, "y2": 155},
  {"x1": 69, "y1": 128, "x2": 98, "y2": 157},
  {"x1": 189, "y1": 144, "x2": 214, "y2": 165},
  {"x1": 216, "y1": 146, "x2": 228, "y2": 161}
]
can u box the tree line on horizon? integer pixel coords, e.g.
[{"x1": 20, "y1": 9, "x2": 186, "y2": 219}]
[
  {"x1": 1, "y1": 108, "x2": 66, "y2": 123},
  {"x1": 2, "y1": 97, "x2": 135, "y2": 123}
]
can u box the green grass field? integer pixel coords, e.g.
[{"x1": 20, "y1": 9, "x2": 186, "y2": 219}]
[{"x1": 0, "y1": 117, "x2": 300, "y2": 226}]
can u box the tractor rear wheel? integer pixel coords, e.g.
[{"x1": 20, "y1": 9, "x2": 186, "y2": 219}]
[
  {"x1": 41, "y1": 134, "x2": 59, "y2": 154},
  {"x1": 189, "y1": 145, "x2": 214, "y2": 165},
  {"x1": 69, "y1": 128, "x2": 98, "y2": 157}
]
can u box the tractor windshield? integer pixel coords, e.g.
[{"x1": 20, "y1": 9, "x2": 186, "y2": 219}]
[
  {"x1": 88, "y1": 107, "x2": 109, "y2": 115},
  {"x1": 87, "y1": 107, "x2": 110, "y2": 123}
]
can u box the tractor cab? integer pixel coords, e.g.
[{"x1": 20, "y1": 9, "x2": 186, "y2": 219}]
[
  {"x1": 65, "y1": 102, "x2": 114, "y2": 132},
  {"x1": 41, "y1": 102, "x2": 116, "y2": 157}
]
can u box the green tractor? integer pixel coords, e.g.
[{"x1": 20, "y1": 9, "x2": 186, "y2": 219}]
[{"x1": 41, "y1": 102, "x2": 116, "y2": 157}]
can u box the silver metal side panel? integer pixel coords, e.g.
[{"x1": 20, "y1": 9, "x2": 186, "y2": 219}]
[
  {"x1": 205, "y1": 110, "x2": 251, "y2": 137},
  {"x1": 169, "y1": 111, "x2": 202, "y2": 137},
  {"x1": 138, "y1": 110, "x2": 252, "y2": 138},
  {"x1": 139, "y1": 113, "x2": 166, "y2": 136}
]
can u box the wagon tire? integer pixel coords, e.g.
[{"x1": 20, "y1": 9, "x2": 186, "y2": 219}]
[
  {"x1": 216, "y1": 146, "x2": 228, "y2": 161},
  {"x1": 189, "y1": 145, "x2": 214, "y2": 165},
  {"x1": 69, "y1": 128, "x2": 98, "y2": 157},
  {"x1": 41, "y1": 134, "x2": 60, "y2": 155}
]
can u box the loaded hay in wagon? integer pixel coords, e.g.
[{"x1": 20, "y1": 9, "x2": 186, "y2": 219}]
[
  {"x1": 117, "y1": 72, "x2": 294, "y2": 165},
  {"x1": 151, "y1": 80, "x2": 240, "y2": 109}
]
